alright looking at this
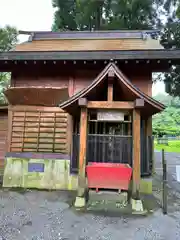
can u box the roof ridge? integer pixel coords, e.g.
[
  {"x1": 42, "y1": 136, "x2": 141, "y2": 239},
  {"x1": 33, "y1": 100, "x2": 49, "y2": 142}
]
[
  {"x1": 18, "y1": 30, "x2": 160, "y2": 41},
  {"x1": 19, "y1": 30, "x2": 160, "y2": 34}
]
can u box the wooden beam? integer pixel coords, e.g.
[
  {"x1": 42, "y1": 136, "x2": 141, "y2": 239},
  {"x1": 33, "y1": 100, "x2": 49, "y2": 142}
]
[
  {"x1": 135, "y1": 98, "x2": 145, "y2": 108},
  {"x1": 107, "y1": 68, "x2": 114, "y2": 101},
  {"x1": 8, "y1": 105, "x2": 67, "y2": 113},
  {"x1": 132, "y1": 109, "x2": 141, "y2": 197},
  {"x1": 78, "y1": 98, "x2": 88, "y2": 107},
  {"x1": 108, "y1": 69, "x2": 115, "y2": 79},
  {"x1": 107, "y1": 83, "x2": 113, "y2": 101},
  {"x1": 78, "y1": 107, "x2": 88, "y2": 197},
  {"x1": 87, "y1": 101, "x2": 134, "y2": 109}
]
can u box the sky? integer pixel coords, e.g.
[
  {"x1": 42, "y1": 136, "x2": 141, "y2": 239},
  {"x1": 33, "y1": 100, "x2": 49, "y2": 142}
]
[
  {"x1": 0, "y1": 0, "x2": 54, "y2": 42},
  {"x1": 0, "y1": 0, "x2": 165, "y2": 96}
]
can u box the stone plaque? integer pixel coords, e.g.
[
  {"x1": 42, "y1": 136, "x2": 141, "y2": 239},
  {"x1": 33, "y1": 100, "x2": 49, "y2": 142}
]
[{"x1": 28, "y1": 163, "x2": 45, "y2": 172}]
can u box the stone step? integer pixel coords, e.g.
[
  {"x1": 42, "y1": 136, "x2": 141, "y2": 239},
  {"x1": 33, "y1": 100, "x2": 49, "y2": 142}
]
[{"x1": 88, "y1": 190, "x2": 128, "y2": 202}]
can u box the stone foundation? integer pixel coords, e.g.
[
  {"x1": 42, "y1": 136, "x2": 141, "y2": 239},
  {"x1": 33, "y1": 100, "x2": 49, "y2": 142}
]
[
  {"x1": 3, "y1": 155, "x2": 152, "y2": 195},
  {"x1": 3, "y1": 157, "x2": 78, "y2": 190}
]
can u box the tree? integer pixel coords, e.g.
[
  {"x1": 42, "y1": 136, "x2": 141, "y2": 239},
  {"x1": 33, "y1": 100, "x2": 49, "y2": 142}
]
[
  {"x1": 160, "y1": 0, "x2": 180, "y2": 97},
  {"x1": 52, "y1": 0, "x2": 180, "y2": 97},
  {"x1": 153, "y1": 93, "x2": 180, "y2": 135},
  {"x1": 0, "y1": 26, "x2": 18, "y2": 104},
  {"x1": 52, "y1": 0, "x2": 164, "y2": 31}
]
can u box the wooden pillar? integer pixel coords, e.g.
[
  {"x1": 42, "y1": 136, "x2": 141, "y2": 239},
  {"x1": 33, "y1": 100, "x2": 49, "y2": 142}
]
[
  {"x1": 107, "y1": 68, "x2": 114, "y2": 101},
  {"x1": 146, "y1": 117, "x2": 152, "y2": 137},
  {"x1": 108, "y1": 83, "x2": 113, "y2": 101},
  {"x1": 68, "y1": 77, "x2": 74, "y2": 97},
  {"x1": 132, "y1": 109, "x2": 141, "y2": 197},
  {"x1": 145, "y1": 116, "x2": 154, "y2": 174},
  {"x1": 67, "y1": 115, "x2": 73, "y2": 155},
  {"x1": 78, "y1": 98, "x2": 88, "y2": 197}
]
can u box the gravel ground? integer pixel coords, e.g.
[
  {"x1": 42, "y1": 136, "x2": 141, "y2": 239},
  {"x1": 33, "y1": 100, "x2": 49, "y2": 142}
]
[
  {"x1": 1, "y1": 152, "x2": 180, "y2": 240},
  {"x1": 155, "y1": 151, "x2": 180, "y2": 192}
]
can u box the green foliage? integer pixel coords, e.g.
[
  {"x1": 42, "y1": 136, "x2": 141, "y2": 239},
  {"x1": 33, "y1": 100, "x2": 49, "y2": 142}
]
[
  {"x1": 154, "y1": 140, "x2": 180, "y2": 152},
  {"x1": 0, "y1": 25, "x2": 17, "y2": 52},
  {"x1": 160, "y1": 0, "x2": 180, "y2": 97},
  {"x1": 52, "y1": 0, "x2": 164, "y2": 31},
  {"x1": 0, "y1": 25, "x2": 18, "y2": 104},
  {"x1": 153, "y1": 93, "x2": 180, "y2": 135},
  {"x1": 52, "y1": 0, "x2": 180, "y2": 98}
]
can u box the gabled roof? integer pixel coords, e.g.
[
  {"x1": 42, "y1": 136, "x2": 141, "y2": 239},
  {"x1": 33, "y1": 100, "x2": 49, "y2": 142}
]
[
  {"x1": 59, "y1": 63, "x2": 165, "y2": 116},
  {"x1": 15, "y1": 30, "x2": 163, "y2": 52}
]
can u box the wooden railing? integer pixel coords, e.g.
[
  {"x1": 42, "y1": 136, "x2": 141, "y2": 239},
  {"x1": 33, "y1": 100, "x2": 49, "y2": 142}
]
[{"x1": 72, "y1": 133, "x2": 154, "y2": 176}]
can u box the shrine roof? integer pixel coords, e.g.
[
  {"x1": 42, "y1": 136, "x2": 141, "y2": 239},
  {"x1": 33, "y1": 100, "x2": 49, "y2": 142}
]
[
  {"x1": 19, "y1": 30, "x2": 160, "y2": 40},
  {"x1": 59, "y1": 63, "x2": 165, "y2": 116}
]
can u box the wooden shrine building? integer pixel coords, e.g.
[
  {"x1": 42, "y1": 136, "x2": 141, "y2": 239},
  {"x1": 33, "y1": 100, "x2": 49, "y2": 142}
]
[{"x1": 0, "y1": 30, "x2": 180, "y2": 198}]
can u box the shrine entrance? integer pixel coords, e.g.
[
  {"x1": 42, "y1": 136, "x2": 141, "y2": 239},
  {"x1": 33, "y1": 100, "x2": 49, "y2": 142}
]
[
  {"x1": 60, "y1": 63, "x2": 164, "y2": 203},
  {"x1": 87, "y1": 110, "x2": 132, "y2": 165},
  {"x1": 72, "y1": 109, "x2": 133, "y2": 171}
]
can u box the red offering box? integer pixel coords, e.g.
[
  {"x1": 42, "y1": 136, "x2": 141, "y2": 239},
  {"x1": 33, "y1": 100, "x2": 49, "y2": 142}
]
[{"x1": 86, "y1": 163, "x2": 132, "y2": 190}]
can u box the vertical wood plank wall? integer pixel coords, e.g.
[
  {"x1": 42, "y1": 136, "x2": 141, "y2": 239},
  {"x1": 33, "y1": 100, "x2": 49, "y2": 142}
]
[
  {"x1": 0, "y1": 112, "x2": 8, "y2": 175},
  {"x1": 8, "y1": 105, "x2": 70, "y2": 154}
]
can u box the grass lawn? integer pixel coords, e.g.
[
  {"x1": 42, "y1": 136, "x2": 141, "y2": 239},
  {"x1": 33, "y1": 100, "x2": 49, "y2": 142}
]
[{"x1": 154, "y1": 140, "x2": 180, "y2": 153}]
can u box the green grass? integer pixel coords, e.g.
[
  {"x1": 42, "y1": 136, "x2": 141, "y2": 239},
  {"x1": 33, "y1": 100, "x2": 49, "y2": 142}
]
[{"x1": 154, "y1": 140, "x2": 180, "y2": 153}]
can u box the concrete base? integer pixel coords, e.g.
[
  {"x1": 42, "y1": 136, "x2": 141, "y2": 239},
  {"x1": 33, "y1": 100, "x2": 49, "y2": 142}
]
[
  {"x1": 87, "y1": 191, "x2": 129, "y2": 211},
  {"x1": 131, "y1": 198, "x2": 147, "y2": 215},
  {"x1": 140, "y1": 178, "x2": 152, "y2": 194},
  {"x1": 89, "y1": 190, "x2": 128, "y2": 202},
  {"x1": 74, "y1": 197, "x2": 86, "y2": 208}
]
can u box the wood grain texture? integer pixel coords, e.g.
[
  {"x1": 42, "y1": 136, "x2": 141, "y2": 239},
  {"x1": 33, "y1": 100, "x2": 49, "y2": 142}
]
[
  {"x1": 15, "y1": 39, "x2": 163, "y2": 52},
  {"x1": 78, "y1": 107, "x2": 88, "y2": 196},
  {"x1": 79, "y1": 108, "x2": 88, "y2": 170},
  {"x1": 107, "y1": 83, "x2": 113, "y2": 101},
  {"x1": 60, "y1": 63, "x2": 164, "y2": 117},
  {"x1": 5, "y1": 87, "x2": 69, "y2": 106},
  {"x1": 0, "y1": 112, "x2": 8, "y2": 174},
  {"x1": 87, "y1": 101, "x2": 134, "y2": 109},
  {"x1": 130, "y1": 73, "x2": 152, "y2": 97},
  {"x1": 146, "y1": 117, "x2": 152, "y2": 136},
  {"x1": 7, "y1": 109, "x2": 12, "y2": 152},
  {"x1": 67, "y1": 115, "x2": 73, "y2": 155},
  {"x1": 9, "y1": 106, "x2": 69, "y2": 154},
  {"x1": 132, "y1": 109, "x2": 141, "y2": 195}
]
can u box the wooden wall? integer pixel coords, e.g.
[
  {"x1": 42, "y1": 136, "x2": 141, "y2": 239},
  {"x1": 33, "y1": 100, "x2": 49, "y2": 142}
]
[
  {"x1": 11, "y1": 65, "x2": 152, "y2": 97},
  {"x1": 8, "y1": 65, "x2": 153, "y2": 154},
  {"x1": 8, "y1": 106, "x2": 70, "y2": 154},
  {"x1": 0, "y1": 111, "x2": 8, "y2": 176}
]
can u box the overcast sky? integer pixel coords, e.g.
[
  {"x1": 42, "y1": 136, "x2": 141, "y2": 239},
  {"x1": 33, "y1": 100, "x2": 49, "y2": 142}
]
[
  {"x1": 0, "y1": 0, "x2": 54, "y2": 41},
  {"x1": 0, "y1": 0, "x2": 165, "y2": 95}
]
